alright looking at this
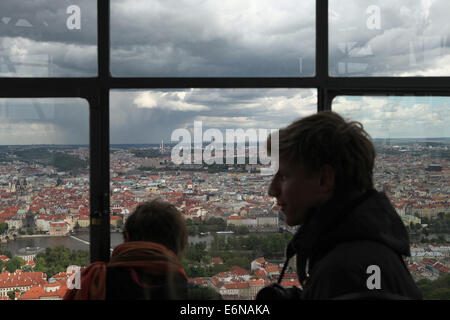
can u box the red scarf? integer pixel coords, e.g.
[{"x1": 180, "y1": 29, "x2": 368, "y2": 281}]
[{"x1": 63, "y1": 241, "x2": 187, "y2": 300}]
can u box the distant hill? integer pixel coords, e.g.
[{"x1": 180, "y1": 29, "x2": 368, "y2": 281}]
[{"x1": 12, "y1": 147, "x2": 88, "y2": 172}]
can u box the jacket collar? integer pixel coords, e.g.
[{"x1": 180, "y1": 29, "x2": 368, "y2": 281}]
[{"x1": 286, "y1": 189, "x2": 381, "y2": 284}]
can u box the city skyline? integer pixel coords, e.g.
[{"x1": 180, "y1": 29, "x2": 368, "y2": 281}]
[{"x1": 0, "y1": 136, "x2": 450, "y2": 147}]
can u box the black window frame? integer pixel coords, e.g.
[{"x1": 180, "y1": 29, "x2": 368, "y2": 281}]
[{"x1": 0, "y1": 0, "x2": 449, "y2": 263}]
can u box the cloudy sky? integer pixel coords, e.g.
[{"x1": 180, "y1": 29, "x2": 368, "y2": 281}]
[
  {"x1": 0, "y1": 0, "x2": 97, "y2": 77},
  {"x1": 1, "y1": 89, "x2": 448, "y2": 145},
  {"x1": 110, "y1": 0, "x2": 315, "y2": 77},
  {"x1": 110, "y1": 89, "x2": 316, "y2": 144},
  {"x1": 0, "y1": 1, "x2": 449, "y2": 144},
  {"x1": 1, "y1": 0, "x2": 449, "y2": 77},
  {"x1": 0, "y1": 98, "x2": 89, "y2": 145},
  {"x1": 333, "y1": 95, "x2": 449, "y2": 138},
  {"x1": 329, "y1": 0, "x2": 450, "y2": 76}
]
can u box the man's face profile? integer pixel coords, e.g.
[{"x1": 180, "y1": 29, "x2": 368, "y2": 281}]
[{"x1": 268, "y1": 158, "x2": 334, "y2": 226}]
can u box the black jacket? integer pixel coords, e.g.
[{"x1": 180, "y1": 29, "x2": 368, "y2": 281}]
[{"x1": 285, "y1": 189, "x2": 422, "y2": 300}]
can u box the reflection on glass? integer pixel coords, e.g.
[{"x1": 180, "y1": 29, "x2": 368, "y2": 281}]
[
  {"x1": 329, "y1": 0, "x2": 450, "y2": 76},
  {"x1": 0, "y1": 1, "x2": 97, "y2": 77},
  {"x1": 0, "y1": 98, "x2": 90, "y2": 300},
  {"x1": 110, "y1": 89, "x2": 317, "y2": 299},
  {"x1": 333, "y1": 96, "x2": 450, "y2": 293},
  {"x1": 111, "y1": 0, "x2": 315, "y2": 77}
]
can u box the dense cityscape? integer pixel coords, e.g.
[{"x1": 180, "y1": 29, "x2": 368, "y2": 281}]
[{"x1": 0, "y1": 139, "x2": 449, "y2": 300}]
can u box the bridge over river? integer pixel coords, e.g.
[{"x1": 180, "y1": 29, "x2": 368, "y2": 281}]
[{"x1": 0, "y1": 232, "x2": 18, "y2": 244}]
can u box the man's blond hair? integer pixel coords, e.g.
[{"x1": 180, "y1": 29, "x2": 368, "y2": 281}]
[{"x1": 267, "y1": 111, "x2": 376, "y2": 195}]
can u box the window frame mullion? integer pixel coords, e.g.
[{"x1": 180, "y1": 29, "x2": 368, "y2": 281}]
[{"x1": 89, "y1": 0, "x2": 112, "y2": 263}]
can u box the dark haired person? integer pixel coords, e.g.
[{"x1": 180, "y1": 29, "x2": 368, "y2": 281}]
[
  {"x1": 258, "y1": 111, "x2": 422, "y2": 300},
  {"x1": 64, "y1": 199, "x2": 220, "y2": 300}
]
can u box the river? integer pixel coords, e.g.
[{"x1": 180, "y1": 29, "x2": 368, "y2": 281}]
[
  {"x1": 2, "y1": 231, "x2": 449, "y2": 258},
  {"x1": 0, "y1": 231, "x2": 225, "y2": 256}
]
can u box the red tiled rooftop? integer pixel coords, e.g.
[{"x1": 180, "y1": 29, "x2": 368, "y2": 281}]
[
  {"x1": 249, "y1": 279, "x2": 265, "y2": 286},
  {"x1": 189, "y1": 278, "x2": 208, "y2": 286},
  {"x1": 18, "y1": 284, "x2": 68, "y2": 300},
  {"x1": 254, "y1": 269, "x2": 267, "y2": 279},
  {"x1": 224, "y1": 282, "x2": 249, "y2": 289},
  {"x1": 264, "y1": 264, "x2": 280, "y2": 273},
  {"x1": 231, "y1": 266, "x2": 250, "y2": 276}
]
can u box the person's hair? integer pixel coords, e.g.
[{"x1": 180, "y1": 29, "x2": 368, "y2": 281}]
[
  {"x1": 123, "y1": 199, "x2": 187, "y2": 254},
  {"x1": 267, "y1": 111, "x2": 376, "y2": 195}
]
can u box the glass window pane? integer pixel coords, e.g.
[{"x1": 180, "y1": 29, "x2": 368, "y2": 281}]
[
  {"x1": 0, "y1": 98, "x2": 90, "y2": 300},
  {"x1": 333, "y1": 96, "x2": 450, "y2": 280},
  {"x1": 0, "y1": 1, "x2": 97, "y2": 77},
  {"x1": 110, "y1": 89, "x2": 316, "y2": 299},
  {"x1": 329, "y1": 0, "x2": 450, "y2": 76},
  {"x1": 111, "y1": 0, "x2": 315, "y2": 77}
]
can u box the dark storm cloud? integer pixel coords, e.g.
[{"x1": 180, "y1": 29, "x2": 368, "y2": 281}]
[
  {"x1": 0, "y1": 0, "x2": 97, "y2": 76},
  {"x1": 2, "y1": 0, "x2": 449, "y2": 77},
  {"x1": 0, "y1": 0, "x2": 96, "y2": 44},
  {"x1": 0, "y1": 98, "x2": 89, "y2": 145},
  {"x1": 108, "y1": 0, "x2": 450, "y2": 77},
  {"x1": 110, "y1": 0, "x2": 316, "y2": 77}
]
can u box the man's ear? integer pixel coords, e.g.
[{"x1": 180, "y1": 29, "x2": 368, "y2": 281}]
[{"x1": 319, "y1": 164, "x2": 335, "y2": 193}]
